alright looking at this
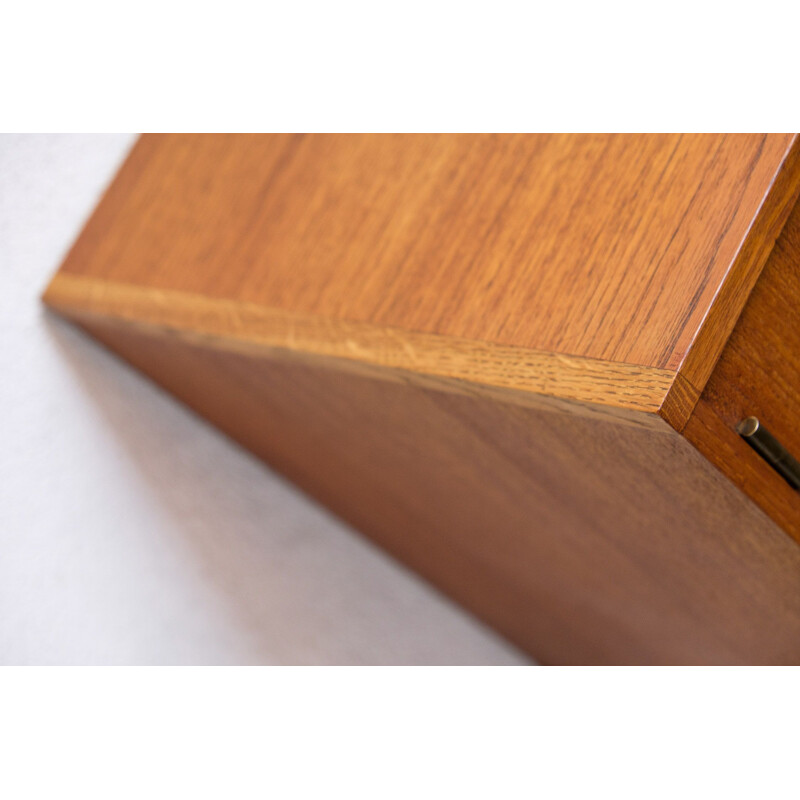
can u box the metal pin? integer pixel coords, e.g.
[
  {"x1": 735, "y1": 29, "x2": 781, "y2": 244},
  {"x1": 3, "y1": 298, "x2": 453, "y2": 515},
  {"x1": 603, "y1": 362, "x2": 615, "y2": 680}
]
[{"x1": 737, "y1": 417, "x2": 800, "y2": 490}]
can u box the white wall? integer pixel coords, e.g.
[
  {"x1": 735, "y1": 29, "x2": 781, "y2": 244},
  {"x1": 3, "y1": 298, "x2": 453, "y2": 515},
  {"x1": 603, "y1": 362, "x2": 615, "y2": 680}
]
[{"x1": 0, "y1": 134, "x2": 529, "y2": 665}]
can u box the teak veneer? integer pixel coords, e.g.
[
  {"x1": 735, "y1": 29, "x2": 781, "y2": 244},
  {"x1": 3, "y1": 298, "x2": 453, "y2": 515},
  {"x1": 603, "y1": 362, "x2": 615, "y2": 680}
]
[{"x1": 43, "y1": 134, "x2": 800, "y2": 664}]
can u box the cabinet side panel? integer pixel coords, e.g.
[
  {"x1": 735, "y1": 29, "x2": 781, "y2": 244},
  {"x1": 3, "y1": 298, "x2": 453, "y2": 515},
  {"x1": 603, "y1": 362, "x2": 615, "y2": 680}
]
[
  {"x1": 685, "y1": 200, "x2": 800, "y2": 541},
  {"x1": 56, "y1": 316, "x2": 800, "y2": 664}
]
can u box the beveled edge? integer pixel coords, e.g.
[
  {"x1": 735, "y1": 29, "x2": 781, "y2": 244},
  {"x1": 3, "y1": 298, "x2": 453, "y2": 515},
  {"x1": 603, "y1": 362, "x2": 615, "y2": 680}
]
[{"x1": 43, "y1": 272, "x2": 676, "y2": 432}]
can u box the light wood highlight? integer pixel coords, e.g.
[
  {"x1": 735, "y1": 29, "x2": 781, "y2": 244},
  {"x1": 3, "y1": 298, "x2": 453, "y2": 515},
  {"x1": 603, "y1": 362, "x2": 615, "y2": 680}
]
[{"x1": 44, "y1": 273, "x2": 674, "y2": 419}]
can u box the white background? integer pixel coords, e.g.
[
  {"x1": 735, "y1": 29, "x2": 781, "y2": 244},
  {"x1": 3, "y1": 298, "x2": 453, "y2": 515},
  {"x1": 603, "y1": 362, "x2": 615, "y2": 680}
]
[{"x1": 0, "y1": 133, "x2": 529, "y2": 665}]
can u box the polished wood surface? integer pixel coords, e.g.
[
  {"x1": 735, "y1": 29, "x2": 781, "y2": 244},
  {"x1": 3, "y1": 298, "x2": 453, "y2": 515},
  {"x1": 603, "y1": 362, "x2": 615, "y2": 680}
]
[
  {"x1": 42, "y1": 133, "x2": 800, "y2": 663},
  {"x1": 56, "y1": 314, "x2": 800, "y2": 664},
  {"x1": 58, "y1": 134, "x2": 799, "y2": 374},
  {"x1": 684, "y1": 199, "x2": 800, "y2": 543}
]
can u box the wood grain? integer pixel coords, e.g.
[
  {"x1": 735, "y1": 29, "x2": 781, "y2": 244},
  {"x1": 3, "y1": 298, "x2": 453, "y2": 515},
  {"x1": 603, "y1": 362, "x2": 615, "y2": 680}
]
[
  {"x1": 58, "y1": 134, "x2": 800, "y2": 374},
  {"x1": 64, "y1": 314, "x2": 800, "y2": 665},
  {"x1": 663, "y1": 137, "x2": 800, "y2": 426},
  {"x1": 684, "y1": 197, "x2": 800, "y2": 542},
  {"x1": 44, "y1": 273, "x2": 674, "y2": 419},
  {"x1": 42, "y1": 133, "x2": 800, "y2": 663}
]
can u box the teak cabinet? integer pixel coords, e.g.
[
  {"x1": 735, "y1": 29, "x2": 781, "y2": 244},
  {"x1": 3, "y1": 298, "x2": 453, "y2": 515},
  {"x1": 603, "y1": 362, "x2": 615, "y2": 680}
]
[{"x1": 44, "y1": 134, "x2": 800, "y2": 664}]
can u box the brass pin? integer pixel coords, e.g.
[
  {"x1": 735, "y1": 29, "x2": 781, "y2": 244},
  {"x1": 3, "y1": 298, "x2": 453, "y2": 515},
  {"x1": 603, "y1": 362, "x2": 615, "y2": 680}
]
[{"x1": 737, "y1": 417, "x2": 800, "y2": 490}]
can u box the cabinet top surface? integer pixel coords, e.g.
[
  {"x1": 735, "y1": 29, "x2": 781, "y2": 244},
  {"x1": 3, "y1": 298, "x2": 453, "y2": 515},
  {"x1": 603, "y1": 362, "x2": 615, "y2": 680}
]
[{"x1": 60, "y1": 133, "x2": 798, "y2": 371}]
